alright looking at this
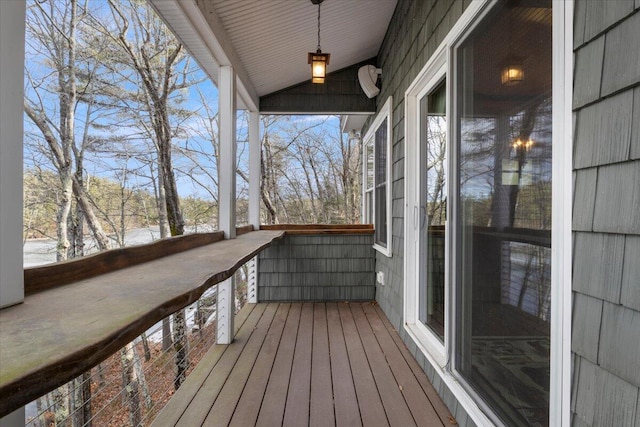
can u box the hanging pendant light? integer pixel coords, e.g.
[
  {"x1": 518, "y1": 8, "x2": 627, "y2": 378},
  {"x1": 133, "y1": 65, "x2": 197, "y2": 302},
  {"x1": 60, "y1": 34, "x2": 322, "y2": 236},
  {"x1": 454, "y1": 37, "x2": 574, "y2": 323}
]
[{"x1": 308, "y1": 0, "x2": 330, "y2": 84}]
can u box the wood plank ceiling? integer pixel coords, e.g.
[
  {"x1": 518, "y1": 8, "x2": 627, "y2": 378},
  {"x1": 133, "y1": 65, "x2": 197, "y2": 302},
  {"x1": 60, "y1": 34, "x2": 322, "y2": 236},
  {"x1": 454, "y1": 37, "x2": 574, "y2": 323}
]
[{"x1": 151, "y1": 0, "x2": 397, "y2": 109}]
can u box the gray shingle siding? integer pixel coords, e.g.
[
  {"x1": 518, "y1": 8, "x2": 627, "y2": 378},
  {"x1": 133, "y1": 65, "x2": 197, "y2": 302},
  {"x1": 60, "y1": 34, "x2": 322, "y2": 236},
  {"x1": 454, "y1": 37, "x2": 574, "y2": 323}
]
[
  {"x1": 572, "y1": 2, "x2": 640, "y2": 426},
  {"x1": 258, "y1": 234, "x2": 375, "y2": 302}
]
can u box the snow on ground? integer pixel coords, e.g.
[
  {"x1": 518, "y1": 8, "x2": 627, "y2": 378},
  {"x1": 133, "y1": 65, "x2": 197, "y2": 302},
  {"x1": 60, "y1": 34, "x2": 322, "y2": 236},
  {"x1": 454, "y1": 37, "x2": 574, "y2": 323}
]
[{"x1": 23, "y1": 226, "x2": 215, "y2": 267}]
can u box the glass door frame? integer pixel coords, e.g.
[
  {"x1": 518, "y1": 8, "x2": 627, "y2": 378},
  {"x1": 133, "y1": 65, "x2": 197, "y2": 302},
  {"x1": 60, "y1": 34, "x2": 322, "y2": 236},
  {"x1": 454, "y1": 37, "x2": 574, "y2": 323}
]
[{"x1": 403, "y1": 1, "x2": 573, "y2": 425}]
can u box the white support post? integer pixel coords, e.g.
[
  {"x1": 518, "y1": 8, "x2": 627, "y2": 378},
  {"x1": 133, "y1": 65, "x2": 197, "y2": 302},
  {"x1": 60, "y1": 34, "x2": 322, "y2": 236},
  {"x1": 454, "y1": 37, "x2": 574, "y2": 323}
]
[
  {"x1": 218, "y1": 65, "x2": 237, "y2": 239},
  {"x1": 248, "y1": 110, "x2": 261, "y2": 229},
  {"x1": 0, "y1": 5, "x2": 26, "y2": 425},
  {"x1": 217, "y1": 65, "x2": 236, "y2": 344},
  {"x1": 247, "y1": 110, "x2": 261, "y2": 303},
  {"x1": 0, "y1": 0, "x2": 25, "y2": 312}
]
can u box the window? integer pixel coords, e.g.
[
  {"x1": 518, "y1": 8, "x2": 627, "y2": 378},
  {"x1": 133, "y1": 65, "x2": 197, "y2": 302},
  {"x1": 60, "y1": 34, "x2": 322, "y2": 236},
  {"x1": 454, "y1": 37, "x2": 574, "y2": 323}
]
[
  {"x1": 419, "y1": 79, "x2": 447, "y2": 342},
  {"x1": 404, "y1": 1, "x2": 571, "y2": 425},
  {"x1": 363, "y1": 97, "x2": 392, "y2": 256}
]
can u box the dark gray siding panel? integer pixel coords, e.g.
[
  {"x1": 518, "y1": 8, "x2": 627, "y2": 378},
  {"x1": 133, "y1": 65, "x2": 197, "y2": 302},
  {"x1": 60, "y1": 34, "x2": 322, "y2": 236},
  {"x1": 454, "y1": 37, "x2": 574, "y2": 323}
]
[
  {"x1": 622, "y1": 235, "x2": 640, "y2": 311},
  {"x1": 573, "y1": 1, "x2": 640, "y2": 426},
  {"x1": 573, "y1": 36, "x2": 604, "y2": 109},
  {"x1": 598, "y1": 302, "x2": 640, "y2": 387},
  {"x1": 574, "y1": 91, "x2": 633, "y2": 169},
  {"x1": 573, "y1": 168, "x2": 597, "y2": 231},
  {"x1": 573, "y1": 232, "x2": 625, "y2": 303},
  {"x1": 582, "y1": 0, "x2": 635, "y2": 44},
  {"x1": 257, "y1": 234, "x2": 375, "y2": 301},
  {"x1": 601, "y1": 11, "x2": 640, "y2": 96},
  {"x1": 574, "y1": 358, "x2": 639, "y2": 427},
  {"x1": 572, "y1": 293, "x2": 603, "y2": 363},
  {"x1": 593, "y1": 162, "x2": 640, "y2": 234},
  {"x1": 259, "y1": 60, "x2": 377, "y2": 114},
  {"x1": 632, "y1": 87, "x2": 640, "y2": 160}
]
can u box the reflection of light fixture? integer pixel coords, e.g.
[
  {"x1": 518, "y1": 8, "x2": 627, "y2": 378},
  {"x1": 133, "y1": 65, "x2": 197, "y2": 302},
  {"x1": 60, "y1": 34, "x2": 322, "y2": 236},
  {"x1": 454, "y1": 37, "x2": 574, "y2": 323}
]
[
  {"x1": 501, "y1": 56, "x2": 525, "y2": 86},
  {"x1": 512, "y1": 138, "x2": 534, "y2": 151},
  {"x1": 308, "y1": 0, "x2": 330, "y2": 83},
  {"x1": 502, "y1": 65, "x2": 525, "y2": 85}
]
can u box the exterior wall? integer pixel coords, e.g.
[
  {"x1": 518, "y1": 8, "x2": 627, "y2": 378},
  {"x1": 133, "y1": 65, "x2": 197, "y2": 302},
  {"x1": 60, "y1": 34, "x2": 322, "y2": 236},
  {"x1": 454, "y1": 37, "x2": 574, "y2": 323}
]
[
  {"x1": 367, "y1": 0, "x2": 475, "y2": 425},
  {"x1": 571, "y1": 2, "x2": 640, "y2": 426},
  {"x1": 260, "y1": 60, "x2": 377, "y2": 114},
  {"x1": 258, "y1": 234, "x2": 375, "y2": 301}
]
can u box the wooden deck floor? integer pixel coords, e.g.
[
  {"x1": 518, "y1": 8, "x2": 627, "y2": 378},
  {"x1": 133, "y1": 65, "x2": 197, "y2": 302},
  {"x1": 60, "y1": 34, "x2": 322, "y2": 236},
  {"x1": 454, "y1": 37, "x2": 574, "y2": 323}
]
[{"x1": 151, "y1": 302, "x2": 453, "y2": 427}]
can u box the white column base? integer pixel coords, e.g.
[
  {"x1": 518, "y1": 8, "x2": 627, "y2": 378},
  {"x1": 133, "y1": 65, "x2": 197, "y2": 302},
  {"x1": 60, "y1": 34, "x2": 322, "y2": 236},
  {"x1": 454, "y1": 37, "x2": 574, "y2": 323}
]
[
  {"x1": 216, "y1": 277, "x2": 235, "y2": 344},
  {"x1": 248, "y1": 256, "x2": 258, "y2": 304}
]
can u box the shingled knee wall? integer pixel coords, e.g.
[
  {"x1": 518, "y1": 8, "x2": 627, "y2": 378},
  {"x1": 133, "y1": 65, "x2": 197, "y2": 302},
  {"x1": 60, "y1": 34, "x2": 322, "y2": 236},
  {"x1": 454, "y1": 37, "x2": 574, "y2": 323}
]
[{"x1": 257, "y1": 234, "x2": 375, "y2": 301}]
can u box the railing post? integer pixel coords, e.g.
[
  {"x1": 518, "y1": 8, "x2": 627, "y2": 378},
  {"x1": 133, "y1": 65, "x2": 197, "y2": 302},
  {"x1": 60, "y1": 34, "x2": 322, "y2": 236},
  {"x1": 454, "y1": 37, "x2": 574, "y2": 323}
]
[
  {"x1": 0, "y1": 0, "x2": 25, "y2": 310},
  {"x1": 216, "y1": 278, "x2": 235, "y2": 345},
  {"x1": 248, "y1": 110, "x2": 261, "y2": 303},
  {"x1": 0, "y1": 407, "x2": 24, "y2": 427},
  {"x1": 217, "y1": 65, "x2": 236, "y2": 344}
]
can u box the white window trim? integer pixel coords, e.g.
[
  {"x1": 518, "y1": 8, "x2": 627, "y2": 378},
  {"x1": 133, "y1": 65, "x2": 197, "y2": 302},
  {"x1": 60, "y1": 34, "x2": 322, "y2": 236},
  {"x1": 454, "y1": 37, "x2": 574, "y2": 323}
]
[
  {"x1": 364, "y1": 96, "x2": 393, "y2": 257},
  {"x1": 402, "y1": 1, "x2": 572, "y2": 426}
]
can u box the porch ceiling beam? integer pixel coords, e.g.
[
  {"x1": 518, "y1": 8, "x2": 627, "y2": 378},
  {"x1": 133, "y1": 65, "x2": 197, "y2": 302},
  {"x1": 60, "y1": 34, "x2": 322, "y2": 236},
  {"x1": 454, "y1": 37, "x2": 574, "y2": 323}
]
[{"x1": 149, "y1": 0, "x2": 259, "y2": 111}]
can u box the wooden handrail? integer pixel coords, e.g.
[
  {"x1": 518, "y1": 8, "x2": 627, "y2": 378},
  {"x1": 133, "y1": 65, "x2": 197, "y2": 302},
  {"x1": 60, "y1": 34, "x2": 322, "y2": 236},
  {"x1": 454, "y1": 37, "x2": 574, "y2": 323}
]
[
  {"x1": 261, "y1": 224, "x2": 374, "y2": 235},
  {"x1": 25, "y1": 231, "x2": 225, "y2": 295}
]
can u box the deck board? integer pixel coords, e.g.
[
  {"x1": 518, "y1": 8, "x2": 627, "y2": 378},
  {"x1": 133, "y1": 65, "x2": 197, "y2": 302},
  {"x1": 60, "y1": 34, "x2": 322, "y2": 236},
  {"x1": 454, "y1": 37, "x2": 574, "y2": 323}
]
[
  {"x1": 337, "y1": 303, "x2": 389, "y2": 427},
  {"x1": 203, "y1": 303, "x2": 279, "y2": 426},
  {"x1": 310, "y1": 303, "x2": 335, "y2": 427},
  {"x1": 361, "y1": 303, "x2": 444, "y2": 427},
  {"x1": 326, "y1": 303, "x2": 361, "y2": 427},
  {"x1": 174, "y1": 304, "x2": 269, "y2": 426},
  {"x1": 373, "y1": 304, "x2": 453, "y2": 424},
  {"x1": 350, "y1": 304, "x2": 416, "y2": 427},
  {"x1": 228, "y1": 303, "x2": 290, "y2": 426},
  {"x1": 152, "y1": 302, "x2": 453, "y2": 427},
  {"x1": 254, "y1": 303, "x2": 302, "y2": 427},
  {"x1": 282, "y1": 303, "x2": 314, "y2": 427}
]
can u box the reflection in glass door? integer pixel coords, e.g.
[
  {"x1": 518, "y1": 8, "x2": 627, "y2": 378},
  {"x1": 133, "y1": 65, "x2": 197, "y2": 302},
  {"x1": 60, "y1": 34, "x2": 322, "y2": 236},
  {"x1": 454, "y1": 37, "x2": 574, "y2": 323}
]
[
  {"x1": 418, "y1": 80, "x2": 447, "y2": 342},
  {"x1": 454, "y1": 1, "x2": 552, "y2": 425}
]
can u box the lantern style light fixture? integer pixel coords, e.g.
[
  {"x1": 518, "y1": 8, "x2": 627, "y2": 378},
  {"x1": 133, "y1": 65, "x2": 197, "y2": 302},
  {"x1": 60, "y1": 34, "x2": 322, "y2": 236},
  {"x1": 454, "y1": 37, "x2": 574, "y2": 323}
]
[
  {"x1": 501, "y1": 55, "x2": 525, "y2": 86},
  {"x1": 308, "y1": 0, "x2": 330, "y2": 84}
]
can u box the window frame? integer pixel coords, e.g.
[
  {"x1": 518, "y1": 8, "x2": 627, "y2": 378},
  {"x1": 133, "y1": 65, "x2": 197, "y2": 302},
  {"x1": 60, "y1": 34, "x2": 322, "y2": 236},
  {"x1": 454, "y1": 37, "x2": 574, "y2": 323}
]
[
  {"x1": 402, "y1": 1, "x2": 572, "y2": 425},
  {"x1": 404, "y1": 47, "x2": 449, "y2": 367},
  {"x1": 363, "y1": 96, "x2": 393, "y2": 257}
]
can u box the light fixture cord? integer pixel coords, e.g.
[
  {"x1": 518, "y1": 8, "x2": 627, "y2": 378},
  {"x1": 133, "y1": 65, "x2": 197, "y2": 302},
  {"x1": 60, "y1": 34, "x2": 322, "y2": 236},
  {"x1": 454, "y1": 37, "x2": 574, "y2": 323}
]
[{"x1": 317, "y1": 2, "x2": 321, "y2": 51}]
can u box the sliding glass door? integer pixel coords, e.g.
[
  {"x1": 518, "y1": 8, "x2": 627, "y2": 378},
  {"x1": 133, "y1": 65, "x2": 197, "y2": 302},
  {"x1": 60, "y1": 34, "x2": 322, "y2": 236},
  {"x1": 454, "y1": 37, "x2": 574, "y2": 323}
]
[{"x1": 454, "y1": 1, "x2": 553, "y2": 425}]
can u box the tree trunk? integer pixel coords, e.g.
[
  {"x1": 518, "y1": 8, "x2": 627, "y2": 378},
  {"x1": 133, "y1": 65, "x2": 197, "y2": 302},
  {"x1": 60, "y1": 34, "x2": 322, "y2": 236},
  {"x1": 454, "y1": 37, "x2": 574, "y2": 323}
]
[
  {"x1": 121, "y1": 343, "x2": 141, "y2": 427},
  {"x1": 172, "y1": 310, "x2": 189, "y2": 390},
  {"x1": 141, "y1": 333, "x2": 151, "y2": 362}
]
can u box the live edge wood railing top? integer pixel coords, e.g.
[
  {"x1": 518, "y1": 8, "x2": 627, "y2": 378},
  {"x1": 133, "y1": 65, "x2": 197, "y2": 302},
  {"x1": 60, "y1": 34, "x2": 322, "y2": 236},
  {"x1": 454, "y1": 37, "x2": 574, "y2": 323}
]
[
  {"x1": 0, "y1": 224, "x2": 372, "y2": 417},
  {"x1": 0, "y1": 228, "x2": 283, "y2": 417}
]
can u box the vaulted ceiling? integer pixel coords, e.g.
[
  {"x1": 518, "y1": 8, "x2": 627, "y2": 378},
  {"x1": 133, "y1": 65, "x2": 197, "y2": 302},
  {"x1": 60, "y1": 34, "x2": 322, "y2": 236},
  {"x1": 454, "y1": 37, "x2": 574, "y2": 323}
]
[{"x1": 150, "y1": 0, "x2": 397, "y2": 111}]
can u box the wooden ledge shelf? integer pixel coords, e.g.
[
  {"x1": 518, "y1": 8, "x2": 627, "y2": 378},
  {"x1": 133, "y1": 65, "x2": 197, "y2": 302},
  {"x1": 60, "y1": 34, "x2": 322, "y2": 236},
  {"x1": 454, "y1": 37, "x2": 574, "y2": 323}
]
[
  {"x1": 261, "y1": 224, "x2": 374, "y2": 235},
  {"x1": 0, "y1": 230, "x2": 285, "y2": 417}
]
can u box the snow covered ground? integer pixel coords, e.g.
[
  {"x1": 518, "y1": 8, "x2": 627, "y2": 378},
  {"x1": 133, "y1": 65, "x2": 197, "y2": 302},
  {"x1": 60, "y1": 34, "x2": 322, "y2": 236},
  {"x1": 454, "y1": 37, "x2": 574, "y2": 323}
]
[{"x1": 23, "y1": 226, "x2": 216, "y2": 267}]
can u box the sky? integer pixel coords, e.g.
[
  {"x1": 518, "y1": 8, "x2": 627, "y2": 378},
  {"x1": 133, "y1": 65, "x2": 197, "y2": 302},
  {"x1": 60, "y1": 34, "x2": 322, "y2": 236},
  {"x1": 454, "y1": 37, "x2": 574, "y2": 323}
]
[{"x1": 22, "y1": 0, "x2": 343, "y2": 203}]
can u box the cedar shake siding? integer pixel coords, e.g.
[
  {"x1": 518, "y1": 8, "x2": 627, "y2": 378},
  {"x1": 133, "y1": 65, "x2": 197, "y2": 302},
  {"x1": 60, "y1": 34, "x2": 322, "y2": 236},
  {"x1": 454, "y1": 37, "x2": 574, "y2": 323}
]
[{"x1": 571, "y1": 2, "x2": 640, "y2": 426}]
